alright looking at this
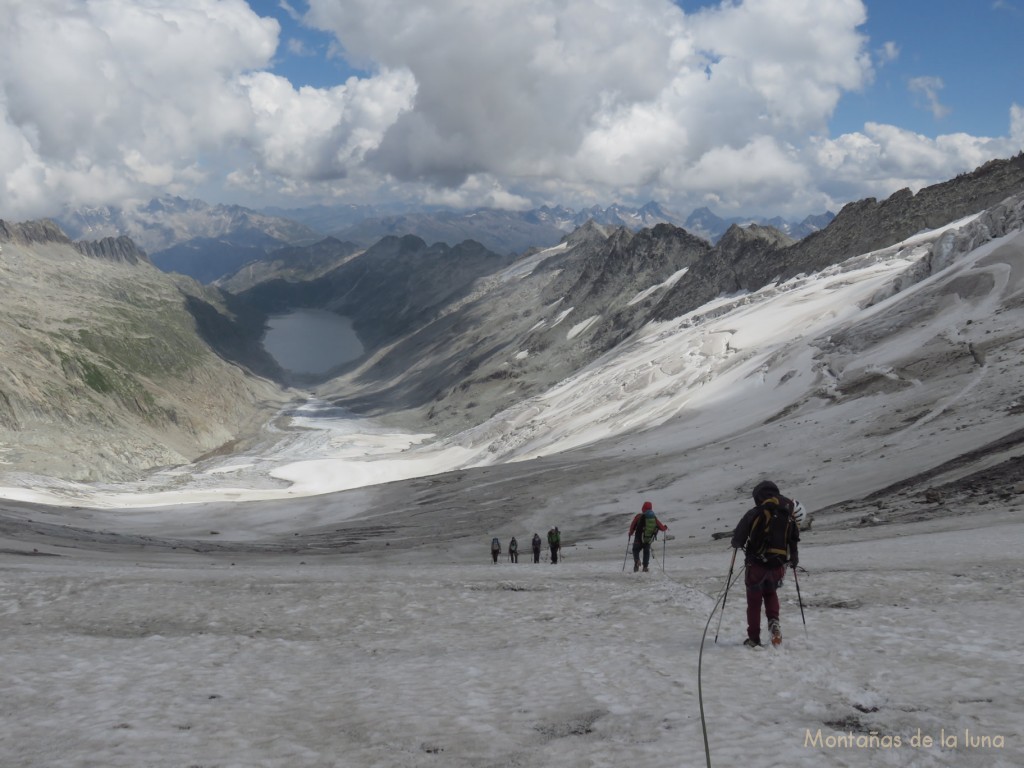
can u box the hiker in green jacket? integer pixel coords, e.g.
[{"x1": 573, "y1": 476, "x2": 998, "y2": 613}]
[{"x1": 547, "y1": 527, "x2": 561, "y2": 564}]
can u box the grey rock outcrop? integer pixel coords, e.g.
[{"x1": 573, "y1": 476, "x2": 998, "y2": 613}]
[
  {"x1": 650, "y1": 223, "x2": 795, "y2": 323},
  {"x1": 0, "y1": 219, "x2": 71, "y2": 246}
]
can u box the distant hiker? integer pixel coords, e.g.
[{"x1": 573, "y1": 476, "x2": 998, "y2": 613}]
[
  {"x1": 628, "y1": 501, "x2": 668, "y2": 572},
  {"x1": 731, "y1": 480, "x2": 800, "y2": 647},
  {"x1": 547, "y1": 527, "x2": 561, "y2": 564},
  {"x1": 491, "y1": 537, "x2": 501, "y2": 564},
  {"x1": 509, "y1": 536, "x2": 519, "y2": 563},
  {"x1": 532, "y1": 533, "x2": 542, "y2": 563}
]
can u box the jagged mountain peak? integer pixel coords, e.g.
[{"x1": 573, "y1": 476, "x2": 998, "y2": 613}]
[{"x1": 563, "y1": 218, "x2": 613, "y2": 246}]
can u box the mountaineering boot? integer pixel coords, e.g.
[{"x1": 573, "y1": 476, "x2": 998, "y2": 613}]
[
  {"x1": 642, "y1": 566, "x2": 649, "y2": 572},
  {"x1": 769, "y1": 619, "x2": 782, "y2": 646},
  {"x1": 633, "y1": 560, "x2": 640, "y2": 572},
  {"x1": 743, "y1": 638, "x2": 761, "y2": 648}
]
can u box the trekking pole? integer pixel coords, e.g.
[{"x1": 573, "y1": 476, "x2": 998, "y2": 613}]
[
  {"x1": 662, "y1": 536, "x2": 666, "y2": 573},
  {"x1": 793, "y1": 565, "x2": 808, "y2": 639},
  {"x1": 713, "y1": 548, "x2": 739, "y2": 644},
  {"x1": 621, "y1": 536, "x2": 632, "y2": 572}
]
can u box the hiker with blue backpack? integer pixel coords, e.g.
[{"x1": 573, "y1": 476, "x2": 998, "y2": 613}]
[
  {"x1": 490, "y1": 537, "x2": 501, "y2": 564},
  {"x1": 628, "y1": 501, "x2": 668, "y2": 572},
  {"x1": 730, "y1": 480, "x2": 800, "y2": 647}
]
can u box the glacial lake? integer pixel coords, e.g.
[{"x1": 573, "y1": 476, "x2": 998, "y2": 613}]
[{"x1": 262, "y1": 309, "x2": 365, "y2": 375}]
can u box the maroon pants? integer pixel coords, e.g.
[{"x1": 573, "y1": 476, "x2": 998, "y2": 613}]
[{"x1": 745, "y1": 563, "x2": 785, "y2": 642}]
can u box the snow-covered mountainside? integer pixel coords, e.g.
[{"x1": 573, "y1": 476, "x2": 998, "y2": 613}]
[{"x1": 453, "y1": 199, "x2": 1024, "y2": 475}]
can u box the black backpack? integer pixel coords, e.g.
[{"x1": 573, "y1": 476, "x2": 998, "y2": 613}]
[
  {"x1": 509, "y1": 537, "x2": 518, "y2": 552},
  {"x1": 746, "y1": 498, "x2": 792, "y2": 566}
]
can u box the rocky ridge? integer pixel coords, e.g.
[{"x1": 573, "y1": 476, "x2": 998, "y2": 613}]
[
  {"x1": 73, "y1": 235, "x2": 151, "y2": 266},
  {"x1": 651, "y1": 153, "x2": 1024, "y2": 322}
]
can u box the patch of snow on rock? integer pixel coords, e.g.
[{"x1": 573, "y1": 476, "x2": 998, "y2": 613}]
[
  {"x1": 567, "y1": 315, "x2": 600, "y2": 340},
  {"x1": 627, "y1": 266, "x2": 689, "y2": 306},
  {"x1": 550, "y1": 307, "x2": 574, "y2": 327}
]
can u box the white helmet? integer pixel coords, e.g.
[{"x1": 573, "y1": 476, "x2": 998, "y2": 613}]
[{"x1": 792, "y1": 499, "x2": 806, "y2": 526}]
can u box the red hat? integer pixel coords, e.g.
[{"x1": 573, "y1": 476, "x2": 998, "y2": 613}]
[{"x1": 642, "y1": 501, "x2": 653, "y2": 512}]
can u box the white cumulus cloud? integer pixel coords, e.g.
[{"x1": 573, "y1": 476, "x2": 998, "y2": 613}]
[
  {"x1": 304, "y1": 0, "x2": 874, "y2": 213},
  {"x1": 0, "y1": 0, "x2": 1020, "y2": 223},
  {"x1": 0, "y1": 0, "x2": 276, "y2": 217}
]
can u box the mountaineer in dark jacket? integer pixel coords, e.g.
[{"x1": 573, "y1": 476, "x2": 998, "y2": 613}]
[{"x1": 731, "y1": 480, "x2": 800, "y2": 647}]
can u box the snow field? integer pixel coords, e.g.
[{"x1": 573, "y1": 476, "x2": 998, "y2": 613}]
[{"x1": 1, "y1": 507, "x2": 1021, "y2": 768}]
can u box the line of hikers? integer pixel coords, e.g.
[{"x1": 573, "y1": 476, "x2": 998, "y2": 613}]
[
  {"x1": 486, "y1": 480, "x2": 808, "y2": 647},
  {"x1": 490, "y1": 528, "x2": 561, "y2": 564}
]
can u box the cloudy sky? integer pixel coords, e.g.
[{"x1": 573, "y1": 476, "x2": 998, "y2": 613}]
[{"x1": 1, "y1": 0, "x2": 1022, "y2": 222}]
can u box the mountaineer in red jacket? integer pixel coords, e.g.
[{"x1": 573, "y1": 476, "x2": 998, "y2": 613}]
[{"x1": 628, "y1": 501, "x2": 668, "y2": 572}]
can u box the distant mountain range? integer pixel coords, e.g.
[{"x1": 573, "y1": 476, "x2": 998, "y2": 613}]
[
  {"x1": 57, "y1": 197, "x2": 323, "y2": 282},
  {"x1": 58, "y1": 197, "x2": 322, "y2": 253},
  {"x1": 683, "y1": 207, "x2": 834, "y2": 243},
  {"x1": 56, "y1": 197, "x2": 834, "y2": 283}
]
